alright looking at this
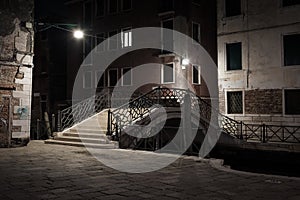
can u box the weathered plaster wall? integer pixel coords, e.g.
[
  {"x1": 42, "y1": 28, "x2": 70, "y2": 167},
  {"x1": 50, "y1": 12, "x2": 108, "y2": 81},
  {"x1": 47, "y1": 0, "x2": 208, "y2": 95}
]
[
  {"x1": 0, "y1": 0, "x2": 34, "y2": 147},
  {"x1": 217, "y1": 0, "x2": 300, "y2": 125}
]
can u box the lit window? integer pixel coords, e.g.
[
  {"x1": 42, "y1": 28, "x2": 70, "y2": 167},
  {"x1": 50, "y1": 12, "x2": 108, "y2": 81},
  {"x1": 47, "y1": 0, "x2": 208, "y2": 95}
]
[
  {"x1": 108, "y1": 69, "x2": 118, "y2": 87},
  {"x1": 283, "y1": 34, "x2": 300, "y2": 66},
  {"x1": 192, "y1": 22, "x2": 201, "y2": 44},
  {"x1": 122, "y1": 0, "x2": 132, "y2": 11},
  {"x1": 162, "y1": 63, "x2": 174, "y2": 83},
  {"x1": 108, "y1": 31, "x2": 118, "y2": 50},
  {"x1": 226, "y1": 42, "x2": 242, "y2": 70},
  {"x1": 121, "y1": 28, "x2": 132, "y2": 48},
  {"x1": 122, "y1": 68, "x2": 132, "y2": 86},
  {"x1": 285, "y1": 89, "x2": 300, "y2": 115},
  {"x1": 96, "y1": 33, "x2": 105, "y2": 52},
  {"x1": 83, "y1": 71, "x2": 92, "y2": 89},
  {"x1": 282, "y1": 0, "x2": 300, "y2": 7},
  {"x1": 227, "y1": 91, "x2": 243, "y2": 114},
  {"x1": 225, "y1": 0, "x2": 241, "y2": 17},
  {"x1": 109, "y1": 0, "x2": 118, "y2": 14},
  {"x1": 192, "y1": 65, "x2": 201, "y2": 85},
  {"x1": 96, "y1": 0, "x2": 105, "y2": 17}
]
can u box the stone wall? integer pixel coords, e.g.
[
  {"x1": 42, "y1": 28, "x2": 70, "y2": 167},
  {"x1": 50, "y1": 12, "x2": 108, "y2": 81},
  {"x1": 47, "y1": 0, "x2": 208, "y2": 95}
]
[{"x1": 0, "y1": 0, "x2": 34, "y2": 147}]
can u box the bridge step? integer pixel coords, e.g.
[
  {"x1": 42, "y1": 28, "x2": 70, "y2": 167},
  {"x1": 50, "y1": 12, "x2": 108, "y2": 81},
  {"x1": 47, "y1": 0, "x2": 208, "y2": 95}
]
[{"x1": 45, "y1": 109, "x2": 117, "y2": 149}]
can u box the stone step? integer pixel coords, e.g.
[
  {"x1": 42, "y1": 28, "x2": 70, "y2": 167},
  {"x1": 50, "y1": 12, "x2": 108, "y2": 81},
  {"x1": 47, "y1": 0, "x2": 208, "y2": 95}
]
[
  {"x1": 62, "y1": 132, "x2": 107, "y2": 139},
  {"x1": 54, "y1": 136, "x2": 109, "y2": 144},
  {"x1": 69, "y1": 128, "x2": 107, "y2": 133},
  {"x1": 45, "y1": 139, "x2": 117, "y2": 149}
]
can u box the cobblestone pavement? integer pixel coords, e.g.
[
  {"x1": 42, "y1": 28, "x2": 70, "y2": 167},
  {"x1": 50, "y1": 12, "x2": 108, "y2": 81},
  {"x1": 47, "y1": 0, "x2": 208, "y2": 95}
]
[{"x1": 0, "y1": 141, "x2": 299, "y2": 200}]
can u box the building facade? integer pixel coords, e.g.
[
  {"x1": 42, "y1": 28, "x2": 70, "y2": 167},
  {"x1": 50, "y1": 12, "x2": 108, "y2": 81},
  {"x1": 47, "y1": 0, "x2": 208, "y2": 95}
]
[
  {"x1": 218, "y1": 0, "x2": 300, "y2": 125},
  {"x1": 65, "y1": 0, "x2": 217, "y2": 102},
  {"x1": 0, "y1": 0, "x2": 34, "y2": 147}
]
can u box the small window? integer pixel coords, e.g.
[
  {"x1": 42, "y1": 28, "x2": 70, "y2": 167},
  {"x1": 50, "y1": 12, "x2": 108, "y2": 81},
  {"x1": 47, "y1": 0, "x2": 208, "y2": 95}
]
[
  {"x1": 226, "y1": 42, "x2": 242, "y2": 70},
  {"x1": 108, "y1": 0, "x2": 118, "y2": 14},
  {"x1": 122, "y1": 68, "x2": 132, "y2": 86},
  {"x1": 282, "y1": 0, "x2": 300, "y2": 7},
  {"x1": 162, "y1": 19, "x2": 174, "y2": 52},
  {"x1": 121, "y1": 28, "x2": 132, "y2": 48},
  {"x1": 122, "y1": 0, "x2": 132, "y2": 11},
  {"x1": 225, "y1": 0, "x2": 241, "y2": 17},
  {"x1": 192, "y1": 65, "x2": 201, "y2": 85},
  {"x1": 283, "y1": 34, "x2": 300, "y2": 66},
  {"x1": 192, "y1": 22, "x2": 201, "y2": 44},
  {"x1": 159, "y1": 0, "x2": 174, "y2": 13},
  {"x1": 96, "y1": 0, "x2": 105, "y2": 17},
  {"x1": 83, "y1": 71, "x2": 92, "y2": 89},
  {"x1": 108, "y1": 30, "x2": 118, "y2": 50},
  {"x1": 227, "y1": 91, "x2": 243, "y2": 114},
  {"x1": 95, "y1": 71, "x2": 105, "y2": 88},
  {"x1": 162, "y1": 63, "x2": 174, "y2": 83},
  {"x1": 108, "y1": 69, "x2": 118, "y2": 87},
  {"x1": 96, "y1": 33, "x2": 105, "y2": 52},
  {"x1": 83, "y1": 37, "x2": 93, "y2": 64},
  {"x1": 285, "y1": 89, "x2": 300, "y2": 115},
  {"x1": 84, "y1": 1, "x2": 92, "y2": 27}
]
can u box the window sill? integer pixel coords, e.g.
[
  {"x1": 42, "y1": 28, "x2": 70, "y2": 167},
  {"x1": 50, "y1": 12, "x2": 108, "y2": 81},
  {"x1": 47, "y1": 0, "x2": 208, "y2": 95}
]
[{"x1": 222, "y1": 14, "x2": 243, "y2": 21}]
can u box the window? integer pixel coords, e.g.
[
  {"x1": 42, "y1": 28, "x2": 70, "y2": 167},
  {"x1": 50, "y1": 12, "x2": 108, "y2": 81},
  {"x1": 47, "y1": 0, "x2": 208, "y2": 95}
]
[
  {"x1": 84, "y1": 37, "x2": 93, "y2": 64},
  {"x1": 159, "y1": 0, "x2": 174, "y2": 13},
  {"x1": 108, "y1": 30, "x2": 118, "y2": 50},
  {"x1": 122, "y1": 0, "x2": 132, "y2": 11},
  {"x1": 162, "y1": 19, "x2": 173, "y2": 52},
  {"x1": 162, "y1": 63, "x2": 174, "y2": 83},
  {"x1": 122, "y1": 68, "x2": 132, "y2": 86},
  {"x1": 192, "y1": 65, "x2": 201, "y2": 84},
  {"x1": 192, "y1": 22, "x2": 201, "y2": 44},
  {"x1": 225, "y1": 0, "x2": 241, "y2": 17},
  {"x1": 226, "y1": 42, "x2": 242, "y2": 70},
  {"x1": 95, "y1": 71, "x2": 105, "y2": 88},
  {"x1": 108, "y1": 0, "x2": 118, "y2": 14},
  {"x1": 83, "y1": 71, "x2": 92, "y2": 89},
  {"x1": 108, "y1": 69, "x2": 118, "y2": 87},
  {"x1": 283, "y1": 34, "x2": 300, "y2": 66},
  {"x1": 121, "y1": 28, "x2": 132, "y2": 48},
  {"x1": 84, "y1": 1, "x2": 92, "y2": 27},
  {"x1": 96, "y1": 0, "x2": 105, "y2": 17},
  {"x1": 282, "y1": 0, "x2": 300, "y2": 7},
  {"x1": 285, "y1": 89, "x2": 300, "y2": 115},
  {"x1": 227, "y1": 91, "x2": 243, "y2": 114},
  {"x1": 96, "y1": 33, "x2": 105, "y2": 52}
]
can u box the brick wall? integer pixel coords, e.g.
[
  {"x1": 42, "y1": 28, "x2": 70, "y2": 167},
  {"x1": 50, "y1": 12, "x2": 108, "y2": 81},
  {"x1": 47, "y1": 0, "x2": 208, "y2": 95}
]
[{"x1": 0, "y1": 1, "x2": 34, "y2": 147}]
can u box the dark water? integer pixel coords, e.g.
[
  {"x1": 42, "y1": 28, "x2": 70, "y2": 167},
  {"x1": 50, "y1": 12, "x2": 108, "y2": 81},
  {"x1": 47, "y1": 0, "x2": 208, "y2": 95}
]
[{"x1": 211, "y1": 146, "x2": 300, "y2": 177}]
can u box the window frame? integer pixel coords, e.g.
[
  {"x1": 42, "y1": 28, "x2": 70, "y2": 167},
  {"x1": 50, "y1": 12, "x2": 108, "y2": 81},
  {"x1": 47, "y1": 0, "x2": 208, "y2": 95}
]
[
  {"x1": 95, "y1": 0, "x2": 105, "y2": 17},
  {"x1": 95, "y1": 70, "x2": 105, "y2": 88},
  {"x1": 108, "y1": 30, "x2": 118, "y2": 50},
  {"x1": 121, "y1": 27, "x2": 132, "y2": 48},
  {"x1": 161, "y1": 63, "x2": 175, "y2": 84},
  {"x1": 282, "y1": 33, "x2": 300, "y2": 67},
  {"x1": 108, "y1": 68, "x2": 119, "y2": 87},
  {"x1": 192, "y1": 22, "x2": 201, "y2": 44},
  {"x1": 83, "y1": 71, "x2": 93, "y2": 89},
  {"x1": 225, "y1": 0, "x2": 242, "y2": 18},
  {"x1": 226, "y1": 90, "x2": 244, "y2": 115},
  {"x1": 225, "y1": 42, "x2": 242, "y2": 71},
  {"x1": 121, "y1": 0, "x2": 133, "y2": 11},
  {"x1": 283, "y1": 89, "x2": 300, "y2": 115},
  {"x1": 192, "y1": 65, "x2": 201, "y2": 85},
  {"x1": 83, "y1": 37, "x2": 94, "y2": 65},
  {"x1": 108, "y1": 0, "x2": 118, "y2": 14},
  {"x1": 121, "y1": 67, "x2": 132, "y2": 86}
]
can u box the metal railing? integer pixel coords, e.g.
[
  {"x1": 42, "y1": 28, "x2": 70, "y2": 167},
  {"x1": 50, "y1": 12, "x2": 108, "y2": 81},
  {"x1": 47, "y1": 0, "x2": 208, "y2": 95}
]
[{"x1": 107, "y1": 87, "x2": 300, "y2": 147}]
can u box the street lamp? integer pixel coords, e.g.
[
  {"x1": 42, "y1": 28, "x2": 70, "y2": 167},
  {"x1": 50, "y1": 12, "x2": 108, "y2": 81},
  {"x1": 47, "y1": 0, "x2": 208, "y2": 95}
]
[
  {"x1": 73, "y1": 30, "x2": 84, "y2": 39},
  {"x1": 181, "y1": 58, "x2": 190, "y2": 69}
]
